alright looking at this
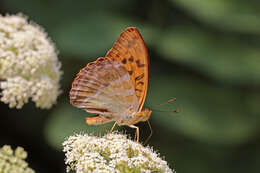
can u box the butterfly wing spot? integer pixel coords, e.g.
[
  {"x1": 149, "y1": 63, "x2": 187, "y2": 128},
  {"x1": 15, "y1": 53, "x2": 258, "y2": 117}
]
[
  {"x1": 135, "y1": 73, "x2": 144, "y2": 81},
  {"x1": 136, "y1": 60, "x2": 145, "y2": 68},
  {"x1": 122, "y1": 58, "x2": 127, "y2": 64},
  {"x1": 128, "y1": 70, "x2": 133, "y2": 75},
  {"x1": 115, "y1": 54, "x2": 120, "y2": 58},
  {"x1": 128, "y1": 56, "x2": 134, "y2": 62}
]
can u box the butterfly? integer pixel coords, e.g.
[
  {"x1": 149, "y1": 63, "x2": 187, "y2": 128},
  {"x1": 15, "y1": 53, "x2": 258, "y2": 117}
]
[{"x1": 69, "y1": 27, "x2": 151, "y2": 142}]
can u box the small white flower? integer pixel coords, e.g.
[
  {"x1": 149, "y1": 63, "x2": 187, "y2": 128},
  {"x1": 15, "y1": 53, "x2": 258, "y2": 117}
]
[
  {"x1": 63, "y1": 133, "x2": 175, "y2": 173},
  {"x1": 0, "y1": 145, "x2": 35, "y2": 173},
  {"x1": 0, "y1": 14, "x2": 62, "y2": 109}
]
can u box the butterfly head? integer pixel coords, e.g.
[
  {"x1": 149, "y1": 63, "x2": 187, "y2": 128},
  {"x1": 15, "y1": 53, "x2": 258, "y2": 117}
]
[{"x1": 138, "y1": 108, "x2": 152, "y2": 122}]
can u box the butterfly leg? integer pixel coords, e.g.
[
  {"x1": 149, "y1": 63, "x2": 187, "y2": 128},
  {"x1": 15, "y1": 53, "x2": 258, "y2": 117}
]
[
  {"x1": 144, "y1": 120, "x2": 153, "y2": 145},
  {"x1": 109, "y1": 122, "x2": 117, "y2": 133},
  {"x1": 129, "y1": 125, "x2": 139, "y2": 143}
]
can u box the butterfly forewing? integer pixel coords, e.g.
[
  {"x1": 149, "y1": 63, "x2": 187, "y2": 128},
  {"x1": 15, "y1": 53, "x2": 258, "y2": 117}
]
[{"x1": 105, "y1": 27, "x2": 149, "y2": 111}]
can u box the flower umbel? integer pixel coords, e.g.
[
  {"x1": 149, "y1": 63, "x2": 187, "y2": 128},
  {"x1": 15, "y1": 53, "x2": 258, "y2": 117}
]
[
  {"x1": 0, "y1": 145, "x2": 35, "y2": 173},
  {"x1": 63, "y1": 133, "x2": 175, "y2": 173},
  {"x1": 0, "y1": 14, "x2": 62, "y2": 109}
]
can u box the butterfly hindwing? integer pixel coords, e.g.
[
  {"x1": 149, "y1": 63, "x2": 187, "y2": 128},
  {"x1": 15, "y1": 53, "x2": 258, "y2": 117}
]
[{"x1": 70, "y1": 58, "x2": 139, "y2": 119}]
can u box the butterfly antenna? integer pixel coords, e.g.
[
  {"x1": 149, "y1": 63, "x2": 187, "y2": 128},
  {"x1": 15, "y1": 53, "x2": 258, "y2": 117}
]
[
  {"x1": 148, "y1": 97, "x2": 179, "y2": 113},
  {"x1": 151, "y1": 108, "x2": 179, "y2": 113},
  {"x1": 158, "y1": 97, "x2": 177, "y2": 106}
]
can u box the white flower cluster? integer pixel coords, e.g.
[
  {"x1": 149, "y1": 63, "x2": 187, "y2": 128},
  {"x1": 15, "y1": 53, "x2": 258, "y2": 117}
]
[
  {"x1": 63, "y1": 133, "x2": 175, "y2": 173},
  {"x1": 0, "y1": 145, "x2": 35, "y2": 173},
  {"x1": 0, "y1": 14, "x2": 62, "y2": 109}
]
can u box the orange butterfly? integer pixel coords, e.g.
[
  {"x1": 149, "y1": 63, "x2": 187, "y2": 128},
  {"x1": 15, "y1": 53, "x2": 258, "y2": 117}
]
[{"x1": 69, "y1": 27, "x2": 151, "y2": 142}]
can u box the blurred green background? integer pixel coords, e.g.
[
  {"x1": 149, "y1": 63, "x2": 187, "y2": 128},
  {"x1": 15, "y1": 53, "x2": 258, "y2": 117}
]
[{"x1": 1, "y1": 0, "x2": 260, "y2": 172}]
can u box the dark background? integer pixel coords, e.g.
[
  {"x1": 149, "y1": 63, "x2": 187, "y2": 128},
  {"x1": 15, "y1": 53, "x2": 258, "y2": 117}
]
[{"x1": 1, "y1": 0, "x2": 260, "y2": 172}]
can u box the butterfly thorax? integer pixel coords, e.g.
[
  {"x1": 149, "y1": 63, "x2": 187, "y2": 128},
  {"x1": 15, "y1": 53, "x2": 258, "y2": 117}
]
[{"x1": 116, "y1": 108, "x2": 152, "y2": 125}]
